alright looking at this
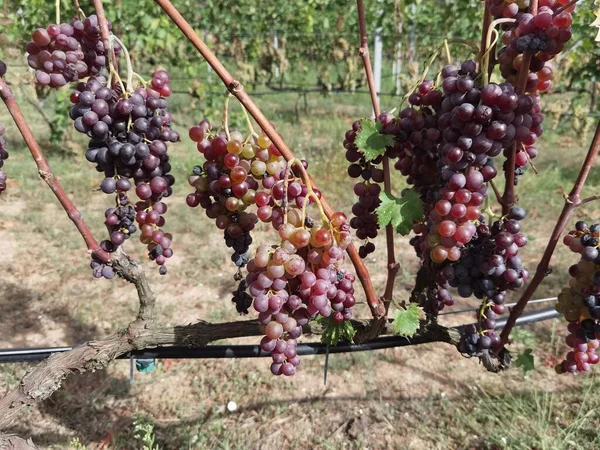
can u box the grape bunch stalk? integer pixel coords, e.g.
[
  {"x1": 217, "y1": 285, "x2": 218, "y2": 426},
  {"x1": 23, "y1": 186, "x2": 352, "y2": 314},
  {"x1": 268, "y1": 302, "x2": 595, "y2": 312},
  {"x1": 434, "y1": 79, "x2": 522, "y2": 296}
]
[{"x1": 555, "y1": 221, "x2": 600, "y2": 373}]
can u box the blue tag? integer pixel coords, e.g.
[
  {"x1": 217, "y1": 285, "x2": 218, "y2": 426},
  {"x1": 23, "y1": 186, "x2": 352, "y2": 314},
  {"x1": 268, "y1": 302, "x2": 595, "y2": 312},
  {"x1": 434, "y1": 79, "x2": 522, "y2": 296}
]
[{"x1": 135, "y1": 358, "x2": 156, "y2": 373}]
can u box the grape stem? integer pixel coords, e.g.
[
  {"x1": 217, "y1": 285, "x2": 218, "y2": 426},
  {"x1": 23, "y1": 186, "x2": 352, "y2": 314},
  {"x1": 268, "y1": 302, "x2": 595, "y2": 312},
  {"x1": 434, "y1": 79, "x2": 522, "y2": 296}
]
[
  {"x1": 282, "y1": 161, "x2": 292, "y2": 224},
  {"x1": 444, "y1": 39, "x2": 452, "y2": 65},
  {"x1": 499, "y1": 118, "x2": 600, "y2": 347},
  {"x1": 291, "y1": 159, "x2": 328, "y2": 224},
  {"x1": 502, "y1": 0, "x2": 538, "y2": 215},
  {"x1": 0, "y1": 77, "x2": 110, "y2": 263},
  {"x1": 235, "y1": 98, "x2": 260, "y2": 138},
  {"x1": 357, "y1": 0, "x2": 398, "y2": 314},
  {"x1": 403, "y1": 38, "x2": 480, "y2": 106},
  {"x1": 154, "y1": 0, "x2": 383, "y2": 318},
  {"x1": 73, "y1": 0, "x2": 85, "y2": 18},
  {"x1": 222, "y1": 93, "x2": 231, "y2": 141},
  {"x1": 480, "y1": 18, "x2": 516, "y2": 86},
  {"x1": 110, "y1": 35, "x2": 134, "y2": 91},
  {"x1": 554, "y1": 0, "x2": 579, "y2": 15},
  {"x1": 55, "y1": 0, "x2": 60, "y2": 25}
]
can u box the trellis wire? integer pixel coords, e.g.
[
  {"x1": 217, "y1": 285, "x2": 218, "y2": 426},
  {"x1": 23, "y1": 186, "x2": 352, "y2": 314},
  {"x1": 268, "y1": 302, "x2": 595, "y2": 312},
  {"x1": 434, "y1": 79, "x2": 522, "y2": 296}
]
[
  {"x1": 0, "y1": 307, "x2": 560, "y2": 364},
  {"x1": 439, "y1": 297, "x2": 558, "y2": 316}
]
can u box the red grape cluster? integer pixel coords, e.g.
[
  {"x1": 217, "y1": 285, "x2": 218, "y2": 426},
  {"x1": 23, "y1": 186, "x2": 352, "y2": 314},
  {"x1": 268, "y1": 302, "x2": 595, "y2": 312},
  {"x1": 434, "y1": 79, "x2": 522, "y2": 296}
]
[
  {"x1": 344, "y1": 121, "x2": 384, "y2": 258},
  {"x1": 26, "y1": 15, "x2": 116, "y2": 87},
  {"x1": 69, "y1": 71, "x2": 178, "y2": 275},
  {"x1": 187, "y1": 123, "x2": 281, "y2": 268},
  {"x1": 247, "y1": 211, "x2": 354, "y2": 376},
  {"x1": 491, "y1": 0, "x2": 575, "y2": 93},
  {"x1": 187, "y1": 112, "x2": 356, "y2": 375},
  {"x1": 0, "y1": 122, "x2": 8, "y2": 194},
  {"x1": 401, "y1": 62, "x2": 538, "y2": 268},
  {"x1": 556, "y1": 221, "x2": 600, "y2": 373}
]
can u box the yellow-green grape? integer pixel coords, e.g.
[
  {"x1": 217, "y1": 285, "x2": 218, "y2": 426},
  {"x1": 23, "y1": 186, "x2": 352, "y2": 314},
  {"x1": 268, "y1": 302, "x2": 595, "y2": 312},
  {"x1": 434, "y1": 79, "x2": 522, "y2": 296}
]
[
  {"x1": 242, "y1": 189, "x2": 256, "y2": 205},
  {"x1": 516, "y1": 0, "x2": 529, "y2": 8},
  {"x1": 426, "y1": 234, "x2": 441, "y2": 248},
  {"x1": 226, "y1": 140, "x2": 243, "y2": 155},
  {"x1": 257, "y1": 134, "x2": 271, "y2": 149},
  {"x1": 251, "y1": 160, "x2": 267, "y2": 177},
  {"x1": 266, "y1": 160, "x2": 280, "y2": 175},
  {"x1": 241, "y1": 144, "x2": 256, "y2": 159},
  {"x1": 225, "y1": 197, "x2": 240, "y2": 212}
]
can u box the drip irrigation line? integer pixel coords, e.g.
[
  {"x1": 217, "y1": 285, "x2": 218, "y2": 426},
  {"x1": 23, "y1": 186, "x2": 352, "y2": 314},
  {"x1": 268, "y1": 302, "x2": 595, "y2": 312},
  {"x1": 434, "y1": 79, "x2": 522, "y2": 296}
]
[{"x1": 0, "y1": 307, "x2": 561, "y2": 364}]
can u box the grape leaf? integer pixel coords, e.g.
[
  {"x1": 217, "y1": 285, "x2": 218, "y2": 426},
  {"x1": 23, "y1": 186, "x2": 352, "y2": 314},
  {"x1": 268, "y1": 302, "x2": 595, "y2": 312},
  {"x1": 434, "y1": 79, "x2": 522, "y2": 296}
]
[
  {"x1": 354, "y1": 119, "x2": 395, "y2": 161},
  {"x1": 392, "y1": 304, "x2": 424, "y2": 337},
  {"x1": 515, "y1": 348, "x2": 535, "y2": 373},
  {"x1": 319, "y1": 317, "x2": 356, "y2": 346},
  {"x1": 376, "y1": 190, "x2": 424, "y2": 235}
]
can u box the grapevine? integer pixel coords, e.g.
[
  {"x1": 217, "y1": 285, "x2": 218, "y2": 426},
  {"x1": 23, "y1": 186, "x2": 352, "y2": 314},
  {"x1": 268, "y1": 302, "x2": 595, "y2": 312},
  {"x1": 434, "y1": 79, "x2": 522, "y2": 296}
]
[{"x1": 1, "y1": 0, "x2": 600, "y2": 436}]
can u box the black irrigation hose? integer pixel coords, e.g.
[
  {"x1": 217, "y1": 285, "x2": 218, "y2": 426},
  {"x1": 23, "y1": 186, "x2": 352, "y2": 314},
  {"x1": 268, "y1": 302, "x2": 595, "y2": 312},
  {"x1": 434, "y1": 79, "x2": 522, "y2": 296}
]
[{"x1": 0, "y1": 308, "x2": 560, "y2": 364}]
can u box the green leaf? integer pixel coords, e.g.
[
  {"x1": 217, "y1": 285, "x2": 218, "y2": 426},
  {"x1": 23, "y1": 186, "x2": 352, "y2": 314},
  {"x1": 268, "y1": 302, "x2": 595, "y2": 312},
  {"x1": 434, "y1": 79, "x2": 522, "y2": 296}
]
[
  {"x1": 392, "y1": 304, "x2": 424, "y2": 338},
  {"x1": 319, "y1": 317, "x2": 356, "y2": 346},
  {"x1": 354, "y1": 119, "x2": 395, "y2": 161},
  {"x1": 515, "y1": 348, "x2": 535, "y2": 373},
  {"x1": 376, "y1": 190, "x2": 424, "y2": 235}
]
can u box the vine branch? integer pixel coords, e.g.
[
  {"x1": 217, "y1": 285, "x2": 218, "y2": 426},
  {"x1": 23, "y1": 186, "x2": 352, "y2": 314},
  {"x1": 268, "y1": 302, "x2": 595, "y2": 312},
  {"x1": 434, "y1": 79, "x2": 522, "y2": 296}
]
[
  {"x1": 153, "y1": 0, "x2": 383, "y2": 318},
  {"x1": 0, "y1": 315, "x2": 459, "y2": 430},
  {"x1": 0, "y1": 77, "x2": 110, "y2": 262},
  {"x1": 502, "y1": 0, "x2": 538, "y2": 214},
  {"x1": 500, "y1": 118, "x2": 600, "y2": 346},
  {"x1": 356, "y1": 0, "x2": 398, "y2": 312}
]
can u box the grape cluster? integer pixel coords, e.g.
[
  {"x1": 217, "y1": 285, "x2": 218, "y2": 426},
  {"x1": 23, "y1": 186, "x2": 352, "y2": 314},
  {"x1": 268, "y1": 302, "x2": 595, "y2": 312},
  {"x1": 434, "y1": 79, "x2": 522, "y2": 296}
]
[
  {"x1": 556, "y1": 221, "x2": 600, "y2": 373},
  {"x1": 454, "y1": 208, "x2": 529, "y2": 355},
  {"x1": 69, "y1": 71, "x2": 178, "y2": 275},
  {"x1": 104, "y1": 193, "x2": 136, "y2": 248},
  {"x1": 231, "y1": 280, "x2": 253, "y2": 314},
  {"x1": 491, "y1": 0, "x2": 575, "y2": 93},
  {"x1": 344, "y1": 121, "x2": 384, "y2": 258},
  {"x1": 26, "y1": 15, "x2": 115, "y2": 87},
  {"x1": 401, "y1": 62, "x2": 537, "y2": 268},
  {"x1": 0, "y1": 122, "x2": 8, "y2": 194},
  {"x1": 187, "y1": 123, "x2": 278, "y2": 268},
  {"x1": 353, "y1": 59, "x2": 542, "y2": 354},
  {"x1": 247, "y1": 212, "x2": 354, "y2": 376}
]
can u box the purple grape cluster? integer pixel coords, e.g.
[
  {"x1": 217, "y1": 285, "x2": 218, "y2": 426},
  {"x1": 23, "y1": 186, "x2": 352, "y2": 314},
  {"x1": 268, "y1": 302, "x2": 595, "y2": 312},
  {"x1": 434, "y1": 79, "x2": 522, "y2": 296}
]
[
  {"x1": 68, "y1": 71, "x2": 178, "y2": 275},
  {"x1": 452, "y1": 207, "x2": 529, "y2": 356},
  {"x1": 0, "y1": 122, "x2": 8, "y2": 194},
  {"x1": 344, "y1": 121, "x2": 384, "y2": 258},
  {"x1": 26, "y1": 15, "x2": 115, "y2": 87}
]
